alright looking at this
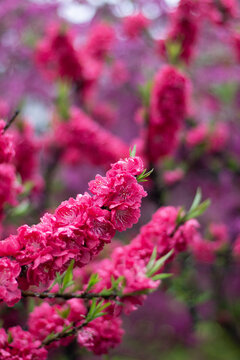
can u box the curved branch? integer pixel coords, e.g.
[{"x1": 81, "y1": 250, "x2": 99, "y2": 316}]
[
  {"x1": 4, "y1": 110, "x2": 20, "y2": 131},
  {"x1": 22, "y1": 290, "x2": 119, "y2": 300}
]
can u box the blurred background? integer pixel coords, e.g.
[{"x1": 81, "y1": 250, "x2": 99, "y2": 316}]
[{"x1": 1, "y1": 0, "x2": 240, "y2": 359}]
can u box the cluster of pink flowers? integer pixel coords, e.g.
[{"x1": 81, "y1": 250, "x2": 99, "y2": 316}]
[
  {"x1": 186, "y1": 122, "x2": 229, "y2": 153},
  {"x1": 85, "y1": 22, "x2": 115, "y2": 61},
  {"x1": 123, "y1": 13, "x2": 150, "y2": 39},
  {"x1": 36, "y1": 23, "x2": 115, "y2": 98},
  {"x1": 0, "y1": 120, "x2": 15, "y2": 163},
  {"x1": 85, "y1": 206, "x2": 200, "y2": 314},
  {"x1": 28, "y1": 297, "x2": 123, "y2": 355},
  {"x1": 0, "y1": 257, "x2": 21, "y2": 307},
  {"x1": 202, "y1": 0, "x2": 237, "y2": 25},
  {"x1": 12, "y1": 122, "x2": 41, "y2": 184},
  {"x1": 0, "y1": 156, "x2": 146, "y2": 303},
  {"x1": 146, "y1": 66, "x2": 190, "y2": 162},
  {"x1": 0, "y1": 120, "x2": 22, "y2": 220},
  {"x1": 0, "y1": 116, "x2": 44, "y2": 224},
  {"x1": 157, "y1": 0, "x2": 201, "y2": 63},
  {"x1": 77, "y1": 315, "x2": 123, "y2": 355},
  {"x1": 28, "y1": 302, "x2": 74, "y2": 348},
  {"x1": 190, "y1": 223, "x2": 228, "y2": 263},
  {"x1": 54, "y1": 107, "x2": 128, "y2": 166},
  {"x1": 232, "y1": 31, "x2": 240, "y2": 62},
  {"x1": 36, "y1": 25, "x2": 83, "y2": 82},
  {"x1": 233, "y1": 235, "x2": 240, "y2": 259},
  {"x1": 26, "y1": 204, "x2": 200, "y2": 355},
  {"x1": 163, "y1": 168, "x2": 185, "y2": 186},
  {"x1": 0, "y1": 326, "x2": 47, "y2": 360},
  {"x1": 90, "y1": 102, "x2": 116, "y2": 127}
]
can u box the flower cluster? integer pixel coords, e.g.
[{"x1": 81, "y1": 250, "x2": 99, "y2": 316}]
[
  {"x1": 28, "y1": 297, "x2": 123, "y2": 355},
  {"x1": 202, "y1": 0, "x2": 237, "y2": 25},
  {"x1": 0, "y1": 120, "x2": 22, "y2": 219},
  {"x1": 186, "y1": 122, "x2": 229, "y2": 153},
  {"x1": 123, "y1": 13, "x2": 150, "y2": 39},
  {"x1": 0, "y1": 156, "x2": 146, "y2": 301},
  {"x1": 233, "y1": 235, "x2": 240, "y2": 259},
  {"x1": 77, "y1": 316, "x2": 123, "y2": 355},
  {"x1": 36, "y1": 25, "x2": 83, "y2": 82},
  {"x1": 163, "y1": 168, "x2": 185, "y2": 186},
  {"x1": 36, "y1": 23, "x2": 114, "y2": 98},
  {"x1": 28, "y1": 302, "x2": 73, "y2": 348},
  {"x1": 85, "y1": 22, "x2": 115, "y2": 60},
  {"x1": 12, "y1": 122, "x2": 41, "y2": 184},
  {"x1": 54, "y1": 107, "x2": 128, "y2": 166},
  {"x1": 86, "y1": 206, "x2": 200, "y2": 313},
  {"x1": 232, "y1": 31, "x2": 240, "y2": 62},
  {"x1": 146, "y1": 66, "x2": 190, "y2": 161},
  {"x1": 0, "y1": 120, "x2": 15, "y2": 163},
  {"x1": 157, "y1": 0, "x2": 200, "y2": 63},
  {"x1": 0, "y1": 257, "x2": 21, "y2": 307},
  {"x1": 26, "y1": 204, "x2": 201, "y2": 355},
  {"x1": 190, "y1": 223, "x2": 228, "y2": 263},
  {"x1": 0, "y1": 326, "x2": 47, "y2": 360}
]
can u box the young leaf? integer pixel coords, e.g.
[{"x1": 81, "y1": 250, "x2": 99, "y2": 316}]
[
  {"x1": 86, "y1": 299, "x2": 111, "y2": 323},
  {"x1": 136, "y1": 168, "x2": 154, "y2": 182},
  {"x1": 176, "y1": 207, "x2": 184, "y2": 225},
  {"x1": 152, "y1": 273, "x2": 172, "y2": 281},
  {"x1": 85, "y1": 273, "x2": 100, "y2": 293},
  {"x1": 56, "y1": 306, "x2": 70, "y2": 319},
  {"x1": 185, "y1": 199, "x2": 211, "y2": 221},
  {"x1": 61, "y1": 259, "x2": 75, "y2": 292},
  {"x1": 10, "y1": 200, "x2": 30, "y2": 217},
  {"x1": 189, "y1": 188, "x2": 202, "y2": 214},
  {"x1": 129, "y1": 145, "x2": 137, "y2": 158},
  {"x1": 146, "y1": 247, "x2": 157, "y2": 273},
  {"x1": 147, "y1": 249, "x2": 174, "y2": 277}
]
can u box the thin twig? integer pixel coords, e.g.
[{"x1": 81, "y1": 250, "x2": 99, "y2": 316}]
[
  {"x1": 22, "y1": 290, "x2": 118, "y2": 300},
  {"x1": 4, "y1": 110, "x2": 20, "y2": 131},
  {"x1": 42, "y1": 322, "x2": 87, "y2": 347}
]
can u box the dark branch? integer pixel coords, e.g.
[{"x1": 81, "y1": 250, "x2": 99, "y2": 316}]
[
  {"x1": 4, "y1": 110, "x2": 20, "y2": 131},
  {"x1": 42, "y1": 322, "x2": 87, "y2": 347},
  {"x1": 22, "y1": 290, "x2": 119, "y2": 300}
]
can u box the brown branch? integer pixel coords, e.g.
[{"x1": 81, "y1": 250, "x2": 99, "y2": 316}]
[
  {"x1": 42, "y1": 321, "x2": 87, "y2": 347},
  {"x1": 4, "y1": 110, "x2": 20, "y2": 131},
  {"x1": 22, "y1": 290, "x2": 118, "y2": 300}
]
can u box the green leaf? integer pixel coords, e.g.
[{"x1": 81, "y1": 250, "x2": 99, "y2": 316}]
[
  {"x1": 7, "y1": 332, "x2": 13, "y2": 344},
  {"x1": 86, "y1": 298, "x2": 97, "y2": 322},
  {"x1": 85, "y1": 273, "x2": 100, "y2": 293},
  {"x1": 146, "y1": 247, "x2": 157, "y2": 273},
  {"x1": 20, "y1": 181, "x2": 34, "y2": 198},
  {"x1": 129, "y1": 145, "x2": 137, "y2": 157},
  {"x1": 56, "y1": 272, "x2": 63, "y2": 286},
  {"x1": 43, "y1": 332, "x2": 56, "y2": 343},
  {"x1": 10, "y1": 200, "x2": 30, "y2": 217},
  {"x1": 177, "y1": 189, "x2": 211, "y2": 225},
  {"x1": 111, "y1": 276, "x2": 125, "y2": 291},
  {"x1": 189, "y1": 188, "x2": 202, "y2": 214},
  {"x1": 27, "y1": 298, "x2": 35, "y2": 313},
  {"x1": 211, "y1": 82, "x2": 238, "y2": 105},
  {"x1": 61, "y1": 259, "x2": 75, "y2": 292},
  {"x1": 136, "y1": 168, "x2": 154, "y2": 182},
  {"x1": 56, "y1": 81, "x2": 70, "y2": 120},
  {"x1": 138, "y1": 80, "x2": 153, "y2": 107},
  {"x1": 56, "y1": 306, "x2": 70, "y2": 319},
  {"x1": 176, "y1": 207, "x2": 184, "y2": 225},
  {"x1": 152, "y1": 273, "x2": 172, "y2": 281},
  {"x1": 85, "y1": 299, "x2": 111, "y2": 323},
  {"x1": 185, "y1": 199, "x2": 211, "y2": 221},
  {"x1": 147, "y1": 249, "x2": 174, "y2": 277},
  {"x1": 166, "y1": 40, "x2": 182, "y2": 64}
]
